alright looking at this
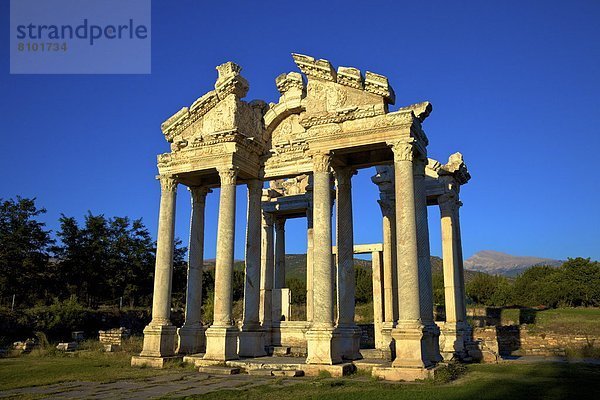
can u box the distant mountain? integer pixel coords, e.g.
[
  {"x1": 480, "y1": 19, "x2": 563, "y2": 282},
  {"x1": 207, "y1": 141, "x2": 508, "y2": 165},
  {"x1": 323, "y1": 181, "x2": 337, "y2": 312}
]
[{"x1": 464, "y1": 250, "x2": 563, "y2": 277}]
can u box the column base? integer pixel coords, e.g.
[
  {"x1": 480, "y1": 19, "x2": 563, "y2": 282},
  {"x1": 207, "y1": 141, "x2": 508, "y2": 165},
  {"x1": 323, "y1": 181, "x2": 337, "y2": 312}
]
[
  {"x1": 391, "y1": 322, "x2": 432, "y2": 368},
  {"x1": 425, "y1": 322, "x2": 443, "y2": 364},
  {"x1": 306, "y1": 326, "x2": 343, "y2": 365},
  {"x1": 335, "y1": 325, "x2": 362, "y2": 361},
  {"x1": 260, "y1": 321, "x2": 273, "y2": 347},
  {"x1": 203, "y1": 325, "x2": 239, "y2": 361},
  {"x1": 139, "y1": 324, "x2": 177, "y2": 358},
  {"x1": 379, "y1": 322, "x2": 395, "y2": 354},
  {"x1": 439, "y1": 321, "x2": 470, "y2": 360},
  {"x1": 177, "y1": 324, "x2": 206, "y2": 354},
  {"x1": 238, "y1": 326, "x2": 267, "y2": 357}
]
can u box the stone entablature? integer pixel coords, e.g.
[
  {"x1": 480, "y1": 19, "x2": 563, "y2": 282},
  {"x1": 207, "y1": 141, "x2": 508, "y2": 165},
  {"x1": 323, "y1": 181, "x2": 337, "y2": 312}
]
[{"x1": 156, "y1": 54, "x2": 433, "y2": 184}]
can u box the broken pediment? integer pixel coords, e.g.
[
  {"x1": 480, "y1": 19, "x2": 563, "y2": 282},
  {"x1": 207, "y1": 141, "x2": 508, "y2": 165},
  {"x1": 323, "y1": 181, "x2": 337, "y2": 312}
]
[
  {"x1": 160, "y1": 61, "x2": 265, "y2": 152},
  {"x1": 291, "y1": 53, "x2": 395, "y2": 128},
  {"x1": 265, "y1": 54, "x2": 407, "y2": 152}
]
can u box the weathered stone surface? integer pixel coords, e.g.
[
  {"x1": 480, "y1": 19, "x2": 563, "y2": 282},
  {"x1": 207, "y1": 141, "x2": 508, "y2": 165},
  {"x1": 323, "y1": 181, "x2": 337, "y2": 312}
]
[
  {"x1": 99, "y1": 327, "x2": 130, "y2": 345},
  {"x1": 198, "y1": 365, "x2": 240, "y2": 375},
  {"x1": 56, "y1": 342, "x2": 78, "y2": 351}
]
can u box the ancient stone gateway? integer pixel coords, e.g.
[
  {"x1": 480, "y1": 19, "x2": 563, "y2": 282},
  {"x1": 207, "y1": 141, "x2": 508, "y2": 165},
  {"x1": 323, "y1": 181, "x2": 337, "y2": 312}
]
[{"x1": 131, "y1": 54, "x2": 472, "y2": 380}]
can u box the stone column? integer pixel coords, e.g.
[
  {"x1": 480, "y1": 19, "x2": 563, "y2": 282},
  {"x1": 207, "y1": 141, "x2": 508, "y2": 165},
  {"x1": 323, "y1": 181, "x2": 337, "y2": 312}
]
[
  {"x1": 306, "y1": 152, "x2": 341, "y2": 365},
  {"x1": 379, "y1": 198, "x2": 397, "y2": 350},
  {"x1": 239, "y1": 179, "x2": 267, "y2": 357},
  {"x1": 274, "y1": 218, "x2": 286, "y2": 289},
  {"x1": 389, "y1": 141, "x2": 431, "y2": 369},
  {"x1": 204, "y1": 166, "x2": 239, "y2": 361},
  {"x1": 413, "y1": 157, "x2": 442, "y2": 364},
  {"x1": 438, "y1": 192, "x2": 468, "y2": 359},
  {"x1": 178, "y1": 186, "x2": 210, "y2": 355},
  {"x1": 371, "y1": 250, "x2": 385, "y2": 350},
  {"x1": 306, "y1": 205, "x2": 314, "y2": 322},
  {"x1": 259, "y1": 211, "x2": 275, "y2": 343},
  {"x1": 136, "y1": 176, "x2": 178, "y2": 366},
  {"x1": 334, "y1": 167, "x2": 361, "y2": 360}
]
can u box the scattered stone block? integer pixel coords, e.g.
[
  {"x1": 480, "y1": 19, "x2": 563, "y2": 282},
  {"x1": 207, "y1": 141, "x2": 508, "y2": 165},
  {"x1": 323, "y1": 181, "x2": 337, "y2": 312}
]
[
  {"x1": 272, "y1": 346, "x2": 290, "y2": 356},
  {"x1": 56, "y1": 342, "x2": 78, "y2": 351},
  {"x1": 13, "y1": 339, "x2": 38, "y2": 353},
  {"x1": 198, "y1": 365, "x2": 240, "y2": 375},
  {"x1": 372, "y1": 365, "x2": 436, "y2": 381},
  {"x1": 272, "y1": 369, "x2": 304, "y2": 377},
  {"x1": 103, "y1": 344, "x2": 121, "y2": 352},
  {"x1": 131, "y1": 355, "x2": 182, "y2": 368},
  {"x1": 247, "y1": 369, "x2": 274, "y2": 376},
  {"x1": 99, "y1": 327, "x2": 130, "y2": 346}
]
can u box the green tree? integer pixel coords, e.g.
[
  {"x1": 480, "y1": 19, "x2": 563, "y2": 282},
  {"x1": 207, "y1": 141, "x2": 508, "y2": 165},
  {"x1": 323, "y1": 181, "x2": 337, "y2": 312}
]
[
  {"x1": 52, "y1": 212, "x2": 186, "y2": 308},
  {"x1": 287, "y1": 277, "x2": 306, "y2": 305},
  {"x1": 466, "y1": 272, "x2": 512, "y2": 306},
  {"x1": 354, "y1": 265, "x2": 372, "y2": 304},
  {"x1": 512, "y1": 265, "x2": 559, "y2": 307},
  {"x1": 0, "y1": 197, "x2": 53, "y2": 306},
  {"x1": 432, "y1": 270, "x2": 445, "y2": 305},
  {"x1": 558, "y1": 257, "x2": 600, "y2": 307}
]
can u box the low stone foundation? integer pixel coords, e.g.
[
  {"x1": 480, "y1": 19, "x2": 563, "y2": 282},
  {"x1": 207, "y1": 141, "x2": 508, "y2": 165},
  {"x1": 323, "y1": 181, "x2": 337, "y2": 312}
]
[
  {"x1": 131, "y1": 355, "x2": 183, "y2": 368},
  {"x1": 473, "y1": 326, "x2": 599, "y2": 359},
  {"x1": 372, "y1": 365, "x2": 436, "y2": 381}
]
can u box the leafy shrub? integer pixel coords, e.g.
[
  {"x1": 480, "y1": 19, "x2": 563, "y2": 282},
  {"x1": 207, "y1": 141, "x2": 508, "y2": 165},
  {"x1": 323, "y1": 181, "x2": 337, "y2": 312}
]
[{"x1": 433, "y1": 362, "x2": 467, "y2": 384}]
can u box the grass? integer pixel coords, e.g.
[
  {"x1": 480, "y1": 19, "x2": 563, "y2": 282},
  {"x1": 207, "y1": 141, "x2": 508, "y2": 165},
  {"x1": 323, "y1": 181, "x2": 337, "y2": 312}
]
[
  {"x1": 183, "y1": 363, "x2": 600, "y2": 400},
  {"x1": 1, "y1": 347, "x2": 599, "y2": 399},
  {"x1": 528, "y1": 308, "x2": 600, "y2": 336},
  {"x1": 0, "y1": 338, "x2": 192, "y2": 391}
]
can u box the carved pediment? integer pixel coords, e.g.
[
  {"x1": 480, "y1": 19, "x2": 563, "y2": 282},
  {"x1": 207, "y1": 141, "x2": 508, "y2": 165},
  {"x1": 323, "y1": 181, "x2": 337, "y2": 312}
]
[
  {"x1": 160, "y1": 62, "x2": 265, "y2": 152},
  {"x1": 291, "y1": 53, "x2": 395, "y2": 129}
]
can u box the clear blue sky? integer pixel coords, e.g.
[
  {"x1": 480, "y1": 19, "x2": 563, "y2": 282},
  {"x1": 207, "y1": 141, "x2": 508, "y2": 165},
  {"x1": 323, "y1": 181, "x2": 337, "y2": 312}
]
[{"x1": 1, "y1": 0, "x2": 599, "y2": 261}]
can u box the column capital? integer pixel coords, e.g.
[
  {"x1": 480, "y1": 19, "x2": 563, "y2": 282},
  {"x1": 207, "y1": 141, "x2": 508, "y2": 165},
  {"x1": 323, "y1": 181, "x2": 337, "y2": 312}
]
[
  {"x1": 262, "y1": 211, "x2": 274, "y2": 227},
  {"x1": 274, "y1": 217, "x2": 286, "y2": 231},
  {"x1": 333, "y1": 166, "x2": 357, "y2": 188},
  {"x1": 388, "y1": 141, "x2": 415, "y2": 162},
  {"x1": 413, "y1": 155, "x2": 428, "y2": 178},
  {"x1": 438, "y1": 192, "x2": 460, "y2": 214},
  {"x1": 312, "y1": 152, "x2": 331, "y2": 173},
  {"x1": 247, "y1": 179, "x2": 263, "y2": 193},
  {"x1": 217, "y1": 166, "x2": 239, "y2": 185},
  {"x1": 189, "y1": 186, "x2": 211, "y2": 204},
  {"x1": 306, "y1": 209, "x2": 313, "y2": 229},
  {"x1": 158, "y1": 175, "x2": 178, "y2": 193},
  {"x1": 378, "y1": 199, "x2": 395, "y2": 219}
]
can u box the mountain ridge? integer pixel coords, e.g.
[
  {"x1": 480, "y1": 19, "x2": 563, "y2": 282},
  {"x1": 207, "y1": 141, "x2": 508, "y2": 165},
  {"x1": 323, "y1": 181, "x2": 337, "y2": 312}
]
[{"x1": 464, "y1": 250, "x2": 562, "y2": 277}]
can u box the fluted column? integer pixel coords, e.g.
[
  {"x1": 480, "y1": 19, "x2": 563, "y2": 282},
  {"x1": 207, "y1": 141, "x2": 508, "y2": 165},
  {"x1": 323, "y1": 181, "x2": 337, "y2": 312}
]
[
  {"x1": 379, "y1": 199, "x2": 397, "y2": 321},
  {"x1": 334, "y1": 166, "x2": 361, "y2": 360},
  {"x1": 178, "y1": 186, "x2": 210, "y2": 354},
  {"x1": 306, "y1": 206, "x2": 314, "y2": 322},
  {"x1": 371, "y1": 250, "x2": 385, "y2": 349},
  {"x1": 414, "y1": 157, "x2": 442, "y2": 364},
  {"x1": 204, "y1": 166, "x2": 239, "y2": 361},
  {"x1": 239, "y1": 179, "x2": 267, "y2": 356},
  {"x1": 306, "y1": 152, "x2": 341, "y2": 365},
  {"x1": 389, "y1": 141, "x2": 430, "y2": 368},
  {"x1": 138, "y1": 176, "x2": 178, "y2": 361},
  {"x1": 438, "y1": 192, "x2": 468, "y2": 359},
  {"x1": 274, "y1": 218, "x2": 286, "y2": 289},
  {"x1": 259, "y1": 212, "x2": 274, "y2": 334}
]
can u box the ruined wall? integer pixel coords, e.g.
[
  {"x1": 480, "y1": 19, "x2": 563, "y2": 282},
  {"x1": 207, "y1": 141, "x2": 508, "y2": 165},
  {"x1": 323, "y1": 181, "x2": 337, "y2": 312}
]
[{"x1": 473, "y1": 326, "x2": 599, "y2": 357}]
